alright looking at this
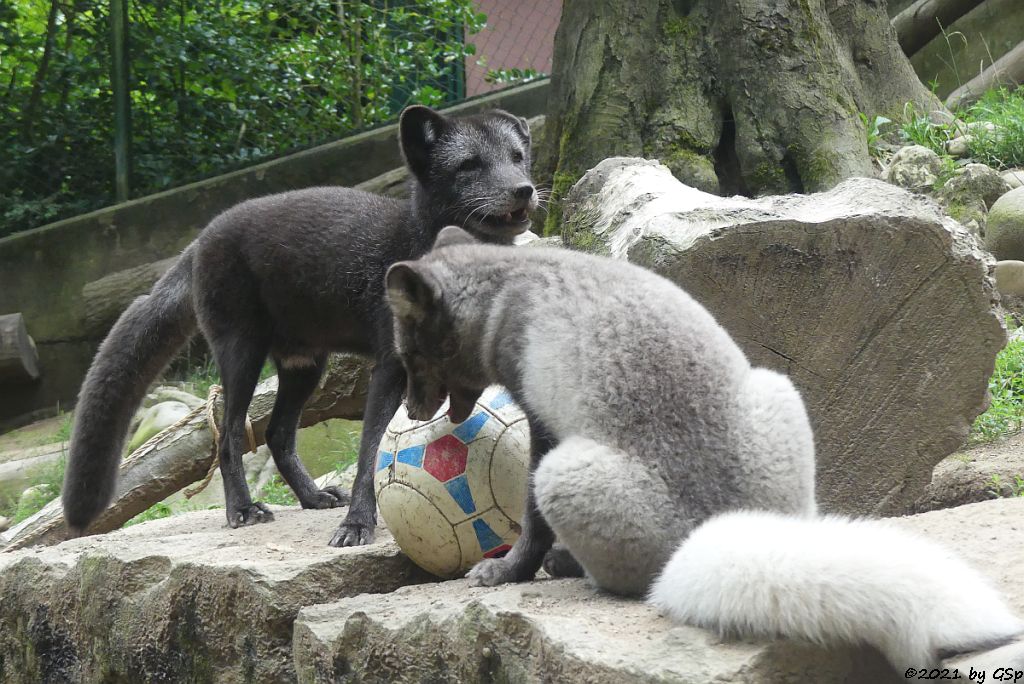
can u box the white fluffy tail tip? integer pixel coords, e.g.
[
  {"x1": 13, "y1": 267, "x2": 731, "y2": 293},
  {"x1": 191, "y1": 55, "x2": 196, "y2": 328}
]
[{"x1": 648, "y1": 511, "x2": 1023, "y2": 671}]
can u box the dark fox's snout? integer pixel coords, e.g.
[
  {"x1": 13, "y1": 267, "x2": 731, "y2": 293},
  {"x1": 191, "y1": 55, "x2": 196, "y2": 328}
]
[{"x1": 513, "y1": 183, "x2": 534, "y2": 201}]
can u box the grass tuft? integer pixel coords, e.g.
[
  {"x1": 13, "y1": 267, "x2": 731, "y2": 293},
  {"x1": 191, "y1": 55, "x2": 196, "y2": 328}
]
[{"x1": 970, "y1": 328, "x2": 1024, "y2": 445}]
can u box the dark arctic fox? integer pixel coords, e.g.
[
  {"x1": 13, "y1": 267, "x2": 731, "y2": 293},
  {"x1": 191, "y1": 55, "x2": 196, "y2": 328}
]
[{"x1": 62, "y1": 105, "x2": 537, "y2": 546}]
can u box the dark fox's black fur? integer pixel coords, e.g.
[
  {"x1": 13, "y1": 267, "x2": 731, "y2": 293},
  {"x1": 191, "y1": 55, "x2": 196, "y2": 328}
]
[{"x1": 62, "y1": 105, "x2": 537, "y2": 546}]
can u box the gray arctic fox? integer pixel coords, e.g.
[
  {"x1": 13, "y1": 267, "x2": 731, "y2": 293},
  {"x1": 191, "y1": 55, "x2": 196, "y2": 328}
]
[
  {"x1": 383, "y1": 225, "x2": 1022, "y2": 671},
  {"x1": 62, "y1": 106, "x2": 536, "y2": 547}
]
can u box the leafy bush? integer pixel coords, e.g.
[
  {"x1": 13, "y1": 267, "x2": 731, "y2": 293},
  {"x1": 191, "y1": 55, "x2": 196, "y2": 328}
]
[{"x1": 1, "y1": 0, "x2": 487, "y2": 237}]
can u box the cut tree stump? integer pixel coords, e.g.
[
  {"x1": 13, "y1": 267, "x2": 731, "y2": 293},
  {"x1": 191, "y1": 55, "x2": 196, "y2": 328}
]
[
  {"x1": 0, "y1": 353, "x2": 372, "y2": 551},
  {"x1": 561, "y1": 158, "x2": 1004, "y2": 516},
  {"x1": 80, "y1": 256, "x2": 178, "y2": 336},
  {"x1": 0, "y1": 313, "x2": 40, "y2": 383}
]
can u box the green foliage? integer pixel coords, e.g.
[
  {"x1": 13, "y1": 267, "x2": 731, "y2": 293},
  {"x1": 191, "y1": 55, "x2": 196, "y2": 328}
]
[
  {"x1": 1, "y1": 0, "x2": 487, "y2": 237},
  {"x1": 483, "y1": 66, "x2": 544, "y2": 86},
  {"x1": 963, "y1": 88, "x2": 1024, "y2": 169},
  {"x1": 125, "y1": 501, "x2": 174, "y2": 526},
  {"x1": 124, "y1": 499, "x2": 222, "y2": 526},
  {"x1": 259, "y1": 475, "x2": 298, "y2": 506},
  {"x1": 858, "y1": 112, "x2": 891, "y2": 159},
  {"x1": 898, "y1": 103, "x2": 956, "y2": 153},
  {"x1": 898, "y1": 87, "x2": 1024, "y2": 171},
  {"x1": 987, "y1": 473, "x2": 1024, "y2": 499},
  {"x1": 970, "y1": 332, "x2": 1024, "y2": 444}
]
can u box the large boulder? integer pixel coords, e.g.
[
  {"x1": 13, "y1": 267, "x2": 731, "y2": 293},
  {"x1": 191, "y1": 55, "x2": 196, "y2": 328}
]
[
  {"x1": 0, "y1": 508, "x2": 433, "y2": 683},
  {"x1": 561, "y1": 159, "x2": 1004, "y2": 516},
  {"x1": 938, "y1": 162, "x2": 1012, "y2": 235},
  {"x1": 294, "y1": 498, "x2": 1024, "y2": 683},
  {"x1": 883, "y1": 144, "x2": 944, "y2": 192},
  {"x1": 986, "y1": 186, "x2": 1024, "y2": 261}
]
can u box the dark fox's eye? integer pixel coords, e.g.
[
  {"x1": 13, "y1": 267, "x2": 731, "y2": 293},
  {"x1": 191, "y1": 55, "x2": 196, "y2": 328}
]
[
  {"x1": 458, "y1": 156, "x2": 482, "y2": 172},
  {"x1": 512, "y1": 150, "x2": 524, "y2": 163}
]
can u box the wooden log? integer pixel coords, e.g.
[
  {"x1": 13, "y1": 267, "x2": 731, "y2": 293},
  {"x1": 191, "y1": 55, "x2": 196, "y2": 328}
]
[
  {"x1": 80, "y1": 256, "x2": 178, "y2": 336},
  {"x1": 0, "y1": 353, "x2": 372, "y2": 551},
  {"x1": 946, "y1": 41, "x2": 1024, "y2": 110},
  {"x1": 0, "y1": 313, "x2": 40, "y2": 382},
  {"x1": 892, "y1": 0, "x2": 986, "y2": 57}
]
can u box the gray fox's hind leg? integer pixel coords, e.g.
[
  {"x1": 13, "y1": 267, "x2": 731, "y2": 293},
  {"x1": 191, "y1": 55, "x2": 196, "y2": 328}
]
[{"x1": 532, "y1": 436, "x2": 686, "y2": 596}]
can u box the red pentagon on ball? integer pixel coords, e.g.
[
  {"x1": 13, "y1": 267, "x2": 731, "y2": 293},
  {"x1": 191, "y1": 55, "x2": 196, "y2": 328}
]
[{"x1": 423, "y1": 434, "x2": 469, "y2": 482}]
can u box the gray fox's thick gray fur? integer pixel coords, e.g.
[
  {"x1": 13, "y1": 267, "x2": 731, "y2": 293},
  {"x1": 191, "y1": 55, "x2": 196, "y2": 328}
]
[
  {"x1": 384, "y1": 226, "x2": 1022, "y2": 671},
  {"x1": 63, "y1": 106, "x2": 536, "y2": 546}
]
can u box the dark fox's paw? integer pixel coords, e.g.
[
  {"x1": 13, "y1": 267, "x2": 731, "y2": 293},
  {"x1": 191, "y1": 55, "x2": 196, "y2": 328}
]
[
  {"x1": 467, "y1": 557, "x2": 532, "y2": 586},
  {"x1": 227, "y1": 502, "x2": 275, "y2": 528},
  {"x1": 327, "y1": 510, "x2": 376, "y2": 547},
  {"x1": 300, "y1": 486, "x2": 351, "y2": 510},
  {"x1": 542, "y1": 544, "x2": 585, "y2": 578}
]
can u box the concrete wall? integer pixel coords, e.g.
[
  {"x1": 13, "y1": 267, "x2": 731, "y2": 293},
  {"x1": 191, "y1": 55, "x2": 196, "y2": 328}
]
[{"x1": 0, "y1": 80, "x2": 549, "y2": 429}]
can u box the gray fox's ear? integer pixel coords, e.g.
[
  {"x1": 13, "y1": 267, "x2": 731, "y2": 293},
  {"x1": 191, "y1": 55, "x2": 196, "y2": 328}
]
[
  {"x1": 386, "y1": 262, "x2": 440, "y2": 322},
  {"x1": 433, "y1": 225, "x2": 478, "y2": 250},
  {"x1": 400, "y1": 106, "x2": 447, "y2": 178}
]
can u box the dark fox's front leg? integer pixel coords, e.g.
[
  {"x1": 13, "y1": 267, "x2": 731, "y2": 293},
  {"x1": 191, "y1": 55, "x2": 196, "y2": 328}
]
[
  {"x1": 328, "y1": 357, "x2": 405, "y2": 547},
  {"x1": 467, "y1": 417, "x2": 557, "y2": 585}
]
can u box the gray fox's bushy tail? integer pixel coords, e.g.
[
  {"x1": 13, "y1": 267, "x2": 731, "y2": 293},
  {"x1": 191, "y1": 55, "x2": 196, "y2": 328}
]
[
  {"x1": 62, "y1": 249, "x2": 197, "y2": 533},
  {"x1": 648, "y1": 511, "x2": 1023, "y2": 670}
]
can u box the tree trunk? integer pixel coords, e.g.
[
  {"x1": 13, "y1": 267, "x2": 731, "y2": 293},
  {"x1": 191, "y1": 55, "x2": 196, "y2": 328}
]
[
  {"x1": 0, "y1": 313, "x2": 40, "y2": 383},
  {"x1": 540, "y1": 0, "x2": 942, "y2": 233},
  {"x1": 0, "y1": 354, "x2": 372, "y2": 551},
  {"x1": 945, "y1": 40, "x2": 1024, "y2": 110},
  {"x1": 21, "y1": 0, "x2": 61, "y2": 143},
  {"x1": 892, "y1": 0, "x2": 986, "y2": 57}
]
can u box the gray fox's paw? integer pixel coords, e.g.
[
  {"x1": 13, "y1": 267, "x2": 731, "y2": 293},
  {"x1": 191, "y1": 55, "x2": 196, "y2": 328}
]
[
  {"x1": 328, "y1": 513, "x2": 375, "y2": 547},
  {"x1": 227, "y1": 502, "x2": 275, "y2": 528},
  {"x1": 543, "y1": 544, "x2": 585, "y2": 578},
  {"x1": 467, "y1": 557, "x2": 531, "y2": 586},
  {"x1": 300, "y1": 486, "x2": 350, "y2": 510}
]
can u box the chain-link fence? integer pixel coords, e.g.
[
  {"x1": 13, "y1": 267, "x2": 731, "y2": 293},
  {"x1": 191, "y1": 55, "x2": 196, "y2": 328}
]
[{"x1": 0, "y1": 0, "x2": 560, "y2": 239}]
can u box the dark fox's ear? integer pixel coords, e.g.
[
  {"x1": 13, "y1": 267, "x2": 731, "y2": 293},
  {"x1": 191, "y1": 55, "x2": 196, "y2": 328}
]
[
  {"x1": 386, "y1": 262, "x2": 440, "y2": 322},
  {"x1": 400, "y1": 106, "x2": 447, "y2": 178},
  {"x1": 492, "y1": 109, "x2": 531, "y2": 146},
  {"x1": 433, "y1": 225, "x2": 478, "y2": 250}
]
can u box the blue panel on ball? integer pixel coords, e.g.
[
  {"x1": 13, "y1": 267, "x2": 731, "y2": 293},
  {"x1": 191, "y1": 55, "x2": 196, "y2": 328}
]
[
  {"x1": 489, "y1": 390, "x2": 514, "y2": 409},
  {"x1": 451, "y1": 412, "x2": 489, "y2": 443},
  {"x1": 396, "y1": 445, "x2": 425, "y2": 468},
  {"x1": 472, "y1": 518, "x2": 504, "y2": 552},
  {"x1": 444, "y1": 475, "x2": 476, "y2": 514},
  {"x1": 376, "y1": 451, "x2": 394, "y2": 472}
]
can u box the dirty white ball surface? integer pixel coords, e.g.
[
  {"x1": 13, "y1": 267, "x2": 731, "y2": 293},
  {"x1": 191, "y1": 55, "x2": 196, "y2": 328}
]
[{"x1": 374, "y1": 386, "x2": 530, "y2": 578}]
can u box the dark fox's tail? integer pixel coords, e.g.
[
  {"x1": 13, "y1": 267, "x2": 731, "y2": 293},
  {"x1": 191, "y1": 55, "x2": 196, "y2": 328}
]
[{"x1": 62, "y1": 248, "x2": 197, "y2": 533}]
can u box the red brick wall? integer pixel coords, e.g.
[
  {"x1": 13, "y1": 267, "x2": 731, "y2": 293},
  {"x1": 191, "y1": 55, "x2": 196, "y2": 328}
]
[{"x1": 465, "y1": 0, "x2": 562, "y2": 97}]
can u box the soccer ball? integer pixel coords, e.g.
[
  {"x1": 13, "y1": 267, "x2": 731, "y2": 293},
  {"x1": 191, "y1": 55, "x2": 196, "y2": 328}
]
[{"x1": 374, "y1": 385, "x2": 530, "y2": 578}]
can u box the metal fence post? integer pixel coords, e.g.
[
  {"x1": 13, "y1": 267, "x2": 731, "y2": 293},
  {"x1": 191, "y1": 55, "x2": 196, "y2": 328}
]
[{"x1": 110, "y1": 0, "x2": 131, "y2": 202}]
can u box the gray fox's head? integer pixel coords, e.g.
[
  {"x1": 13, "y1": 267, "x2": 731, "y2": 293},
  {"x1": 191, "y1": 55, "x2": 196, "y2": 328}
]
[
  {"x1": 399, "y1": 105, "x2": 537, "y2": 242},
  {"x1": 385, "y1": 227, "x2": 488, "y2": 423}
]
